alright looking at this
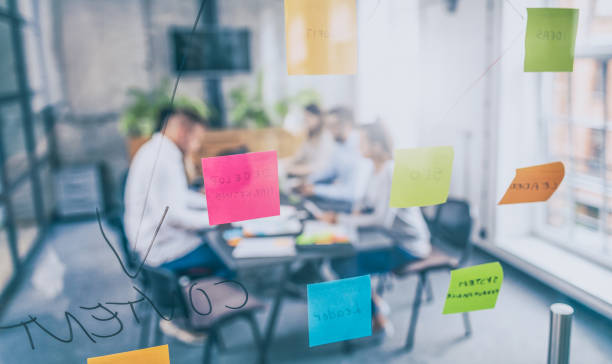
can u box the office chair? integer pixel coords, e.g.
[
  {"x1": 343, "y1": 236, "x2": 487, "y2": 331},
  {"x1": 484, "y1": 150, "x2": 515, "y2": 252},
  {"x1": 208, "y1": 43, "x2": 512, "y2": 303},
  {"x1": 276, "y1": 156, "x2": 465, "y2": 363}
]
[
  {"x1": 141, "y1": 266, "x2": 265, "y2": 364},
  {"x1": 393, "y1": 198, "x2": 474, "y2": 351}
]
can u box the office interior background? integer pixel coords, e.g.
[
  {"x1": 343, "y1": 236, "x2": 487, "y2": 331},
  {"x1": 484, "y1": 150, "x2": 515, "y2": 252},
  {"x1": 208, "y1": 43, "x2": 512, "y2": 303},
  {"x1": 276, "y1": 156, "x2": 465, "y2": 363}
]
[{"x1": 0, "y1": 0, "x2": 611, "y2": 363}]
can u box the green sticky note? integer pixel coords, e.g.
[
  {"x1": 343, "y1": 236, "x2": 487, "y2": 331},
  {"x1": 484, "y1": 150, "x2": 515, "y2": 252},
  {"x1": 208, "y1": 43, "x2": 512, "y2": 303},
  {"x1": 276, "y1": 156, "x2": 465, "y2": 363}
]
[
  {"x1": 524, "y1": 8, "x2": 579, "y2": 72},
  {"x1": 443, "y1": 262, "x2": 503, "y2": 314},
  {"x1": 390, "y1": 146, "x2": 454, "y2": 207}
]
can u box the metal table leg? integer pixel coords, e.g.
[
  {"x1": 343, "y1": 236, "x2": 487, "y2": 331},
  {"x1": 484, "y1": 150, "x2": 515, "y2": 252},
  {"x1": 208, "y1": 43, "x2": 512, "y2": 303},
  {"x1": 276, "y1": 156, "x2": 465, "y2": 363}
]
[{"x1": 259, "y1": 263, "x2": 290, "y2": 364}]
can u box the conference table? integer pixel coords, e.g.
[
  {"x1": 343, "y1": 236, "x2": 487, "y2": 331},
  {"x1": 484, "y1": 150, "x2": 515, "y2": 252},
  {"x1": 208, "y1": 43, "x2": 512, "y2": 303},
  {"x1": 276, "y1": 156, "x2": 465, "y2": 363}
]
[{"x1": 204, "y1": 197, "x2": 394, "y2": 363}]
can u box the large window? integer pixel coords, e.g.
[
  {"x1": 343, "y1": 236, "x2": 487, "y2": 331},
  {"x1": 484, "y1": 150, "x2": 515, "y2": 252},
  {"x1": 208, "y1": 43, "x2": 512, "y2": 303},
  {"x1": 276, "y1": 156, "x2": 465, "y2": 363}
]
[
  {"x1": 535, "y1": 1, "x2": 612, "y2": 266},
  {"x1": 0, "y1": 0, "x2": 55, "y2": 300}
]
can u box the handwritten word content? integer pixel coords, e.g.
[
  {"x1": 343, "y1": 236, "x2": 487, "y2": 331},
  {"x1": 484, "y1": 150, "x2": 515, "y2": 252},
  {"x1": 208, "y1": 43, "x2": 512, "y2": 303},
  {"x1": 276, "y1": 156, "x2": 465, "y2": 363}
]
[
  {"x1": 390, "y1": 146, "x2": 454, "y2": 207},
  {"x1": 524, "y1": 8, "x2": 579, "y2": 72},
  {"x1": 285, "y1": 0, "x2": 357, "y2": 75},
  {"x1": 498, "y1": 161, "x2": 565, "y2": 204},
  {"x1": 202, "y1": 151, "x2": 280, "y2": 225},
  {"x1": 88, "y1": 344, "x2": 169, "y2": 364},
  {"x1": 443, "y1": 262, "x2": 503, "y2": 314},
  {"x1": 0, "y1": 280, "x2": 249, "y2": 350},
  {"x1": 307, "y1": 275, "x2": 371, "y2": 347}
]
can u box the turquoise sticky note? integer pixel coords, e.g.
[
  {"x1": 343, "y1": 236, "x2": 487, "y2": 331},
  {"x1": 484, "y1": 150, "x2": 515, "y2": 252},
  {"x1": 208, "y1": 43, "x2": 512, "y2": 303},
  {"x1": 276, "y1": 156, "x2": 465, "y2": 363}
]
[{"x1": 307, "y1": 275, "x2": 371, "y2": 347}]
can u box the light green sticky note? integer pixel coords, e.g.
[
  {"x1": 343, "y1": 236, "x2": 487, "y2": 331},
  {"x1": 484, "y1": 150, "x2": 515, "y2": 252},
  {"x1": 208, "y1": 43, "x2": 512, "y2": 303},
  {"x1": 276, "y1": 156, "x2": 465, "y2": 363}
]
[
  {"x1": 443, "y1": 262, "x2": 503, "y2": 314},
  {"x1": 390, "y1": 146, "x2": 454, "y2": 207},
  {"x1": 524, "y1": 8, "x2": 579, "y2": 72}
]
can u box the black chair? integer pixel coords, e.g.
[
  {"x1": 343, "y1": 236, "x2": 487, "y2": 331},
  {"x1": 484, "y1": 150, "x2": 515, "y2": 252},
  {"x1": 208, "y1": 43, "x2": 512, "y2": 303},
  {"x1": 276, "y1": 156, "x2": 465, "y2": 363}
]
[
  {"x1": 393, "y1": 198, "x2": 474, "y2": 351},
  {"x1": 141, "y1": 266, "x2": 265, "y2": 364}
]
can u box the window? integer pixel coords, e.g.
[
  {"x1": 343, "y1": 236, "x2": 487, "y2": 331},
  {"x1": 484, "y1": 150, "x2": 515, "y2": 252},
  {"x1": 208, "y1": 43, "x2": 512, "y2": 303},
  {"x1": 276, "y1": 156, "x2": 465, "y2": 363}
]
[
  {"x1": 0, "y1": 0, "x2": 56, "y2": 299},
  {"x1": 534, "y1": 1, "x2": 612, "y2": 266}
]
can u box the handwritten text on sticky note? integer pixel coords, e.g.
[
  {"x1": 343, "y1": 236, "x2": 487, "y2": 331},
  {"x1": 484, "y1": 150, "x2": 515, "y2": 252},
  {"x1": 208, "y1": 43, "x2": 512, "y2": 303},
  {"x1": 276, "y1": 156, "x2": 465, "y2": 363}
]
[
  {"x1": 390, "y1": 146, "x2": 454, "y2": 207},
  {"x1": 443, "y1": 262, "x2": 503, "y2": 314},
  {"x1": 307, "y1": 275, "x2": 371, "y2": 347},
  {"x1": 202, "y1": 151, "x2": 280, "y2": 225},
  {"x1": 285, "y1": 0, "x2": 357, "y2": 75},
  {"x1": 524, "y1": 8, "x2": 579, "y2": 72},
  {"x1": 88, "y1": 345, "x2": 169, "y2": 364},
  {"x1": 498, "y1": 161, "x2": 564, "y2": 205}
]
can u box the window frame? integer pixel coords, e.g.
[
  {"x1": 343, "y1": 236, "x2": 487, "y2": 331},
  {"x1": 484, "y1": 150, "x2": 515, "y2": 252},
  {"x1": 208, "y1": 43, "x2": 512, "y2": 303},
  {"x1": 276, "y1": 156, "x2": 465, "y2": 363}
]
[
  {"x1": 0, "y1": 0, "x2": 55, "y2": 307},
  {"x1": 534, "y1": 52, "x2": 612, "y2": 270}
]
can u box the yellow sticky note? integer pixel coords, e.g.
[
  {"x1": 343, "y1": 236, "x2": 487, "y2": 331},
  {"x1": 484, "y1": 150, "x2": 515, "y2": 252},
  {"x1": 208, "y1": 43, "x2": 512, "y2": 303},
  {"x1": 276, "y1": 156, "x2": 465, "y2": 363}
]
[
  {"x1": 284, "y1": 0, "x2": 357, "y2": 75},
  {"x1": 443, "y1": 262, "x2": 503, "y2": 314},
  {"x1": 88, "y1": 345, "x2": 170, "y2": 364},
  {"x1": 498, "y1": 161, "x2": 565, "y2": 205},
  {"x1": 389, "y1": 146, "x2": 454, "y2": 207}
]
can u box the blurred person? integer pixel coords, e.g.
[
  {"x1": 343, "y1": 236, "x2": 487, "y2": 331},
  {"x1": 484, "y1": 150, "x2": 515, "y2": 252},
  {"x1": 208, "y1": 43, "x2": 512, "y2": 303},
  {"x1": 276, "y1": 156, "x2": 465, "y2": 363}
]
[
  {"x1": 317, "y1": 120, "x2": 432, "y2": 334},
  {"x1": 286, "y1": 104, "x2": 333, "y2": 177},
  {"x1": 298, "y1": 106, "x2": 369, "y2": 209},
  {"x1": 124, "y1": 106, "x2": 227, "y2": 277}
]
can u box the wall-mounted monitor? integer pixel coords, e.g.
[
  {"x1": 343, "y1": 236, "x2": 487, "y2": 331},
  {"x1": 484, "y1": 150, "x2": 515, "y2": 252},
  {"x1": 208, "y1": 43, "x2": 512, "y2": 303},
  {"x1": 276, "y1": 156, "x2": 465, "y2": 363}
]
[{"x1": 171, "y1": 27, "x2": 251, "y2": 74}]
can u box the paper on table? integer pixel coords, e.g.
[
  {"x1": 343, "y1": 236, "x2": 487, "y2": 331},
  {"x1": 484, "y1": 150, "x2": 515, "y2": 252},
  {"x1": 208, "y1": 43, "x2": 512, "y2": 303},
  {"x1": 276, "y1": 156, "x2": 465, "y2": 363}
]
[
  {"x1": 202, "y1": 151, "x2": 280, "y2": 225},
  {"x1": 307, "y1": 275, "x2": 371, "y2": 347},
  {"x1": 232, "y1": 237, "x2": 297, "y2": 258},
  {"x1": 498, "y1": 161, "x2": 564, "y2": 204},
  {"x1": 524, "y1": 8, "x2": 579, "y2": 72},
  {"x1": 88, "y1": 345, "x2": 169, "y2": 364},
  {"x1": 389, "y1": 146, "x2": 454, "y2": 207},
  {"x1": 443, "y1": 262, "x2": 503, "y2": 314},
  {"x1": 284, "y1": 0, "x2": 357, "y2": 75}
]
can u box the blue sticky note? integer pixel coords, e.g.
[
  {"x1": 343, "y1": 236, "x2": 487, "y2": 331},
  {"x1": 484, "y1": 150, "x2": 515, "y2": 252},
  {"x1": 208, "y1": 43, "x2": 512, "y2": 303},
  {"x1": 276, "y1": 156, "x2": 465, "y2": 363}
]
[{"x1": 307, "y1": 275, "x2": 372, "y2": 347}]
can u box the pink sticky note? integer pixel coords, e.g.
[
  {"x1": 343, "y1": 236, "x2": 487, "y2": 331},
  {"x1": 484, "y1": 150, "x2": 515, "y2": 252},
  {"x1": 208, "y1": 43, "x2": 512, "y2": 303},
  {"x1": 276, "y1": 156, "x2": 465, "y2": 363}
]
[{"x1": 202, "y1": 151, "x2": 280, "y2": 225}]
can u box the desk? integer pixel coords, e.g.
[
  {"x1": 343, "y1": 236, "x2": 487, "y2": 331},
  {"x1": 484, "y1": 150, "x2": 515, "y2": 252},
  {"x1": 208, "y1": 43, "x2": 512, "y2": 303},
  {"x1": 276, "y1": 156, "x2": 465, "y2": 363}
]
[{"x1": 205, "y1": 218, "x2": 394, "y2": 363}]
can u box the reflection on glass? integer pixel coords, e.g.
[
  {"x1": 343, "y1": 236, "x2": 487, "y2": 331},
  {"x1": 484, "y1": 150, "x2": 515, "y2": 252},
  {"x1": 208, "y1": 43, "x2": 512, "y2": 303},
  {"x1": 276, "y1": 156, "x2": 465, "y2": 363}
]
[
  {"x1": 11, "y1": 180, "x2": 39, "y2": 259},
  {"x1": 0, "y1": 205, "x2": 14, "y2": 292},
  {"x1": 0, "y1": 20, "x2": 19, "y2": 95},
  {"x1": 1, "y1": 102, "x2": 28, "y2": 182}
]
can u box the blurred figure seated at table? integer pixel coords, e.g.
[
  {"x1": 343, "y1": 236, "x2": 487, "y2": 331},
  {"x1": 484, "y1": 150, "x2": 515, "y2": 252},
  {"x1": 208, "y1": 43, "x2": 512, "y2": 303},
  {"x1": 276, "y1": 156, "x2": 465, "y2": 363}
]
[
  {"x1": 124, "y1": 106, "x2": 229, "y2": 278},
  {"x1": 317, "y1": 120, "x2": 432, "y2": 334},
  {"x1": 285, "y1": 103, "x2": 333, "y2": 177},
  {"x1": 298, "y1": 106, "x2": 370, "y2": 212}
]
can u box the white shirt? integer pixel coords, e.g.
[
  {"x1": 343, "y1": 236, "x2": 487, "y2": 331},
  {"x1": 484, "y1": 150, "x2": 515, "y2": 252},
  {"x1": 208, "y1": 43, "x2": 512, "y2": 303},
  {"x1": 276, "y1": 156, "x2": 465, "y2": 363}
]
[
  {"x1": 308, "y1": 131, "x2": 370, "y2": 203},
  {"x1": 124, "y1": 133, "x2": 210, "y2": 266},
  {"x1": 338, "y1": 160, "x2": 432, "y2": 258}
]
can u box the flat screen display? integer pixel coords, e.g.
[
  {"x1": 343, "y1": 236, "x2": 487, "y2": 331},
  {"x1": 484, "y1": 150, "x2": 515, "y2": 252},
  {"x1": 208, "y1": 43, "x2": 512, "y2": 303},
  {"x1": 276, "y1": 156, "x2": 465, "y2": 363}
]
[{"x1": 172, "y1": 28, "x2": 251, "y2": 73}]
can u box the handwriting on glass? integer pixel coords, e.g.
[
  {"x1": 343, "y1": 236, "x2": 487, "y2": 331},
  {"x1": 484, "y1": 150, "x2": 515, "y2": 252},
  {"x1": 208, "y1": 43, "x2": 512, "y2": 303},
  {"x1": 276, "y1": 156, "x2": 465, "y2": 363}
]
[{"x1": 0, "y1": 209, "x2": 249, "y2": 350}]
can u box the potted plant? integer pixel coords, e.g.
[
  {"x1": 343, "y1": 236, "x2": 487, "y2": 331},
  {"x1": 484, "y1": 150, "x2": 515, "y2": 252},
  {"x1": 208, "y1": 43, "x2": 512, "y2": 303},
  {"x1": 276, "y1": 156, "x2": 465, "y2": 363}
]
[{"x1": 119, "y1": 79, "x2": 209, "y2": 160}]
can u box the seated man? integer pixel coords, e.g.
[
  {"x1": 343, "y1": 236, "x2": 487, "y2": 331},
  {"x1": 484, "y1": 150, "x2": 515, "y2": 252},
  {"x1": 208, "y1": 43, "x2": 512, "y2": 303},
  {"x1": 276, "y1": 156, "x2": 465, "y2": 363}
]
[
  {"x1": 124, "y1": 106, "x2": 227, "y2": 277},
  {"x1": 299, "y1": 106, "x2": 371, "y2": 212}
]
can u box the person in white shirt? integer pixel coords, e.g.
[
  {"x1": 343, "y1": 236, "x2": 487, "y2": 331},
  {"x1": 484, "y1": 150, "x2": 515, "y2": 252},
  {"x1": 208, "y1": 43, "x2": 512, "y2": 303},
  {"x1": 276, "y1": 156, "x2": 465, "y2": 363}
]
[
  {"x1": 318, "y1": 120, "x2": 432, "y2": 334},
  {"x1": 299, "y1": 107, "x2": 370, "y2": 211},
  {"x1": 124, "y1": 107, "x2": 227, "y2": 276},
  {"x1": 285, "y1": 104, "x2": 334, "y2": 177}
]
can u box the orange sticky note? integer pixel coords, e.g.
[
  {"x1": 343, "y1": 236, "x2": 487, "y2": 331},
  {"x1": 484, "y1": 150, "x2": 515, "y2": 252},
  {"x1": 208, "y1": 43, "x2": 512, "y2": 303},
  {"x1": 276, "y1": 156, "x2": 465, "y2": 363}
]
[
  {"x1": 498, "y1": 162, "x2": 565, "y2": 205},
  {"x1": 284, "y1": 0, "x2": 357, "y2": 75},
  {"x1": 87, "y1": 345, "x2": 170, "y2": 364}
]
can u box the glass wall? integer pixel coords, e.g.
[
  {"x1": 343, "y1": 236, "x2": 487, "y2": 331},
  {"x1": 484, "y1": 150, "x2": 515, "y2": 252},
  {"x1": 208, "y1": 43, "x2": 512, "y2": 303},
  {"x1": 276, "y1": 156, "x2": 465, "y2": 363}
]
[
  {"x1": 535, "y1": 1, "x2": 612, "y2": 266},
  {"x1": 0, "y1": 0, "x2": 55, "y2": 298}
]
